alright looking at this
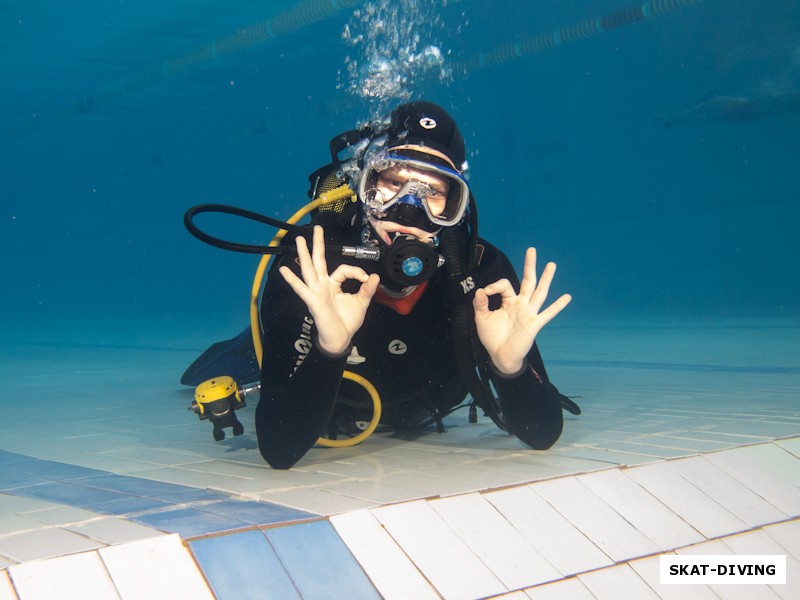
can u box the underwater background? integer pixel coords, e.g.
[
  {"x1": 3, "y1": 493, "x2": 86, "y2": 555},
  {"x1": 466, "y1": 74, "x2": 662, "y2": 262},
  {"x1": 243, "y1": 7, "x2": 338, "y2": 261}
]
[{"x1": 2, "y1": 0, "x2": 799, "y2": 351}]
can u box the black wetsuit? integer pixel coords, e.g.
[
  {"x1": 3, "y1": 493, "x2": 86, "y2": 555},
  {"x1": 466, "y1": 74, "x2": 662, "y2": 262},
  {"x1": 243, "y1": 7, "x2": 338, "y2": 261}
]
[{"x1": 256, "y1": 218, "x2": 566, "y2": 469}]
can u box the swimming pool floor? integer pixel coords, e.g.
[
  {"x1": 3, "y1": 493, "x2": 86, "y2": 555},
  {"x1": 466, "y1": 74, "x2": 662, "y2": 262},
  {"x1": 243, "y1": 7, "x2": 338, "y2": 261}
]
[{"x1": 1, "y1": 316, "x2": 798, "y2": 598}]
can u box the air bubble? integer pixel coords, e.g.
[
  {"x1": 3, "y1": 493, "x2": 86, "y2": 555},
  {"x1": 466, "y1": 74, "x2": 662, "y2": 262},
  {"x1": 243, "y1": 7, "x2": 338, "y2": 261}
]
[{"x1": 340, "y1": 1, "x2": 453, "y2": 117}]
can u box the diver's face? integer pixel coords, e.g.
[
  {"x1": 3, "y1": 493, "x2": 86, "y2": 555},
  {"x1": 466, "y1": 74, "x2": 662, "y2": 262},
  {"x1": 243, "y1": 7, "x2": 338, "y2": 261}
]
[
  {"x1": 374, "y1": 165, "x2": 451, "y2": 216},
  {"x1": 369, "y1": 165, "x2": 450, "y2": 245}
]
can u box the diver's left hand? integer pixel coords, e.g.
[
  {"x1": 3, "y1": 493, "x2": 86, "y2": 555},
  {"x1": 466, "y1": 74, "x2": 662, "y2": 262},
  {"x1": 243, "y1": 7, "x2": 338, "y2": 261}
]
[{"x1": 473, "y1": 248, "x2": 572, "y2": 375}]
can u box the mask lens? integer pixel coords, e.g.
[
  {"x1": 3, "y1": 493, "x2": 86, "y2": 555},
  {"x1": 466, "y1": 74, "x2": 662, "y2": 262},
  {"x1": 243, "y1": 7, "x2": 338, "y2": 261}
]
[{"x1": 359, "y1": 154, "x2": 469, "y2": 226}]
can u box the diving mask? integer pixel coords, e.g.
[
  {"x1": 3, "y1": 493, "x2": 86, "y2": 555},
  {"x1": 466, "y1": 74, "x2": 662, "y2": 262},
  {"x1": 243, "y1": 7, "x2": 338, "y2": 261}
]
[{"x1": 358, "y1": 151, "x2": 470, "y2": 228}]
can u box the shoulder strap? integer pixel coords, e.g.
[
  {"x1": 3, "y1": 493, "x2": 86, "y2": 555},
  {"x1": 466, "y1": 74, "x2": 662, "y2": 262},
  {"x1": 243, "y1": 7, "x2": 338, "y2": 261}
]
[{"x1": 439, "y1": 226, "x2": 507, "y2": 430}]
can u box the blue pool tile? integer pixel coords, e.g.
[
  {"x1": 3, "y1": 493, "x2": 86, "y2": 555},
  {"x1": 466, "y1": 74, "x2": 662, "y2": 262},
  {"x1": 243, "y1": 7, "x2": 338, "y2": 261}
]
[
  {"x1": 131, "y1": 507, "x2": 250, "y2": 537},
  {"x1": 141, "y1": 487, "x2": 229, "y2": 503},
  {"x1": 198, "y1": 500, "x2": 313, "y2": 527},
  {"x1": 0, "y1": 467, "x2": 49, "y2": 490},
  {"x1": 78, "y1": 473, "x2": 224, "y2": 502},
  {"x1": 0, "y1": 450, "x2": 34, "y2": 467},
  {"x1": 89, "y1": 494, "x2": 172, "y2": 515},
  {"x1": 10, "y1": 481, "x2": 136, "y2": 507},
  {"x1": 6, "y1": 459, "x2": 108, "y2": 481},
  {"x1": 265, "y1": 520, "x2": 381, "y2": 600},
  {"x1": 8, "y1": 480, "x2": 169, "y2": 515},
  {"x1": 191, "y1": 530, "x2": 301, "y2": 600}
]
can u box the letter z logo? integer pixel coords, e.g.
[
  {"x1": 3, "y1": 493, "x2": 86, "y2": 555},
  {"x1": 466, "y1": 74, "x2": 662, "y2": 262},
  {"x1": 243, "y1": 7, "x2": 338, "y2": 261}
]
[{"x1": 388, "y1": 339, "x2": 408, "y2": 355}]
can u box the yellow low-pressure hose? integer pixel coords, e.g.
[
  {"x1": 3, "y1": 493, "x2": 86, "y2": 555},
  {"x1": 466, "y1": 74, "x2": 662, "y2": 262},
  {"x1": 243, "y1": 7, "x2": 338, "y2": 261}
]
[
  {"x1": 321, "y1": 371, "x2": 382, "y2": 447},
  {"x1": 250, "y1": 185, "x2": 383, "y2": 447}
]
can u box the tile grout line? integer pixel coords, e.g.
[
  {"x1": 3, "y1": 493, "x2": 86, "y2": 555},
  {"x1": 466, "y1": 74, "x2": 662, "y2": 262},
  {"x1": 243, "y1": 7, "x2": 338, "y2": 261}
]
[{"x1": 3, "y1": 437, "x2": 799, "y2": 598}]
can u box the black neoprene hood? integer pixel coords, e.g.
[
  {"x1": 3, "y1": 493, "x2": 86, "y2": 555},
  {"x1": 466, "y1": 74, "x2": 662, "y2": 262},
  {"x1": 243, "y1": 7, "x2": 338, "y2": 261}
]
[{"x1": 386, "y1": 101, "x2": 466, "y2": 168}]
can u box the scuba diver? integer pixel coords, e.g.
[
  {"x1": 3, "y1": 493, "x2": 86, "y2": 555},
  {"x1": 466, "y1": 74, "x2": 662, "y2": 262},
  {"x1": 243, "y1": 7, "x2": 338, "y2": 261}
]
[
  {"x1": 184, "y1": 101, "x2": 578, "y2": 469},
  {"x1": 656, "y1": 89, "x2": 800, "y2": 129}
]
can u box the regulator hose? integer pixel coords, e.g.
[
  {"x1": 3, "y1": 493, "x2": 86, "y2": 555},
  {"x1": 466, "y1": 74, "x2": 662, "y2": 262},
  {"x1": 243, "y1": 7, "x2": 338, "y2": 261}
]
[
  {"x1": 184, "y1": 203, "x2": 307, "y2": 255},
  {"x1": 184, "y1": 186, "x2": 384, "y2": 448}
]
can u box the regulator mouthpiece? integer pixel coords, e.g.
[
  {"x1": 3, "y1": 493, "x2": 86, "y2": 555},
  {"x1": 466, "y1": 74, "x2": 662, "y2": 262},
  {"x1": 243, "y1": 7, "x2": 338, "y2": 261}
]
[{"x1": 381, "y1": 235, "x2": 445, "y2": 288}]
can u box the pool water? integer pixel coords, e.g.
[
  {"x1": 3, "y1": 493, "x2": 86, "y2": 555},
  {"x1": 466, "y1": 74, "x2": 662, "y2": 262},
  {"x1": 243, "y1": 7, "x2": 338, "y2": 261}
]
[{"x1": 1, "y1": 1, "x2": 799, "y2": 598}]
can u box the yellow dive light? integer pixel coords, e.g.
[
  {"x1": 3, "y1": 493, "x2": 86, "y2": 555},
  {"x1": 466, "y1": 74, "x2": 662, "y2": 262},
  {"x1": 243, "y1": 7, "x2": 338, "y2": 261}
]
[{"x1": 191, "y1": 376, "x2": 247, "y2": 441}]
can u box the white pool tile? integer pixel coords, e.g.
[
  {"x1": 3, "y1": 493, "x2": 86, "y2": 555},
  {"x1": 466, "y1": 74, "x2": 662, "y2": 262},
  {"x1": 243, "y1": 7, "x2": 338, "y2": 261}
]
[
  {"x1": 330, "y1": 509, "x2": 439, "y2": 600},
  {"x1": 578, "y1": 564, "x2": 661, "y2": 600},
  {"x1": 349, "y1": 453, "x2": 460, "y2": 474},
  {"x1": 484, "y1": 485, "x2": 612, "y2": 576},
  {"x1": 258, "y1": 487, "x2": 377, "y2": 515},
  {"x1": 0, "y1": 516, "x2": 45, "y2": 537},
  {"x1": 50, "y1": 454, "x2": 162, "y2": 475},
  {"x1": 99, "y1": 534, "x2": 214, "y2": 600},
  {"x1": 99, "y1": 448, "x2": 210, "y2": 468},
  {"x1": 0, "y1": 527, "x2": 103, "y2": 563},
  {"x1": 171, "y1": 459, "x2": 272, "y2": 480},
  {"x1": 0, "y1": 572, "x2": 16, "y2": 600},
  {"x1": 704, "y1": 446, "x2": 800, "y2": 516},
  {"x1": 429, "y1": 493, "x2": 561, "y2": 589},
  {"x1": 587, "y1": 441, "x2": 690, "y2": 459},
  {"x1": 325, "y1": 479, "x2": 428, "y2": 504},
  {"x1": 666, "y1": 455, "x2": 788, "y2": 526},
  {"x1": 508, "y1": 452, "x2": 611, "y2": 472},
  {"x1": 641, "y1": 434, "x2": 734, "y2": 452},
  {"x1": 578, "y1": 468, "x2": 704, "y2": 550},
  {"x1": 437, "y1": 457, "x2": 541, "y2": 480},
  {"x1": 762, "y1": 520, "x2": 800, "y2": 557},
  {"x1": 721, "y1": 530, "x2": 800, "y2": 600},
  {"x1": 669, "y1": 430, "x2": 771, "y2": 445},
  {"x1": 1, "y1": 323, "x2": 799, "y2": 589},
  {"x1": 676, "y1": 539, "x2": 783, "y2": 600},
  {"x1": 8, "y1": 551, "x2": 119, "y2": 600},
  {"x1": 372, "y1": 499, "x2": 507, "y2": 600},
  {"x1": 498, "y1": 454, "x2": 613, "y2": 480},
  {"x1": 776, "y1": 437, "x2": 800, "y2": 458},
  {"x1": 311, "y1": 459, "x2": 405, "y2": 479},
  {"x1": 709, "y1": 421, "x2": 800, "y2": 440},
  {"x1": 427, "y1": 464, "x2": 538, "y2": 491},
  {"x1": 0, "y1": 497, "x2": 61, "y2": 515},
  {"x1": 531, "y1": 476, "x2": 660, "y2": 561},
  {"x1": 378, "y1": 471, "x2": 481, "y2": 498},
  {"x1": 38, "y1": 435, "x2": 123, "y2": 455},
  {"x1": 627, "y1": 555, "x2": 719, "y2": 600},
  {"x1": 236, "y1": 466, "x2": 342, "y2": 488},
  {"x1": 525, "y1": 576, "x2": 597, "y2": 599},
  {"x1": 677, "y1": 538, "x2": 733, "y2": 555},
  {"x1": 21, "y1": 506, "x2": 104, "y2": 527},
  {"x1": 550, "y1": 445, "x2": 656, "y2": 467},
  {"x1": 67, "y1": 517, "x2": 165, "y2": 545},
  {"x1": 625, "y1": 461, "x2": 748, "y2": 539},
  {"x1": 719, "y1": 443, "x2": 800, "y2": 487},
  {"x1": 130, "y1": 466, "x2": 269, "y2": 494}
]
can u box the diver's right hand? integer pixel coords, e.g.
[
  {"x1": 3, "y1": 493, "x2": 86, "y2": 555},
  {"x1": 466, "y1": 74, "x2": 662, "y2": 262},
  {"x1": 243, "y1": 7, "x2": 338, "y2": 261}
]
[{"x1": 279, "y1": 225, "x2": 380, "y2": 355}]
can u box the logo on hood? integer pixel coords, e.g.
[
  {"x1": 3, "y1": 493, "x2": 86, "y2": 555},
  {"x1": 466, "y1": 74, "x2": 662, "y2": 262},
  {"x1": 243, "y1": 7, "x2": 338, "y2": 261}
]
[{"x1": 419, "y1": 117, "x2": 437, "y2": 129}]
